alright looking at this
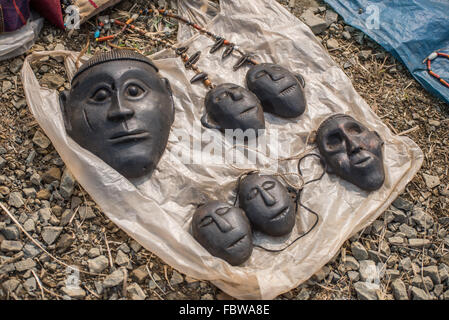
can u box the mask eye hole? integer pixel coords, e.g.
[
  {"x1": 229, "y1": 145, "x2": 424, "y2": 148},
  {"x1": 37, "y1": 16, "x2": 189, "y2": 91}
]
[
  {"x1": 346, "y1": 123, "x2": 363, "y2": 135},
  {"x1": 90, "y1": 88, "x2": 110, "y2": 103},
  {"x1": 199, "y1": 216, "x2": 213, "y2": 228},
  {"x1": 326, "y1": 132, "x2": 342, "y2": 148},
  {"x1": 126, "y1": 84, "x2": 145, "y2": 98},
  {"x1": 262, "y1": 181, "x2": 275, "y2": 190},
  {"x1": 247, "y1": 188, "x2": 259, "y2": 201},
  {"x1": 216, "y1": 91, "x2": 228, "y2": 102},
  {"x1": 215, "y1": 207, "x2": 230, "y2": 216},
  {"x1": 255, "y1": 70, "x2": 267, "y2": 79}
]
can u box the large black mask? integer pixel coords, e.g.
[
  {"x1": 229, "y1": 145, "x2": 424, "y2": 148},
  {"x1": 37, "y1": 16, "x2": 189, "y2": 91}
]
[
  {"x1": 202, "y1": 83, "x2": 265, "y2": 133},
  {"x1": 246, "y1": 63, "x2": 306, "y2": 118},
  {"x1": 192, "y1": 201, "x2": 253, "y2": 266},
  {"x1": 59, "y1": 50, "x2": 175, "y2": 180},
  {"x1": 316, "y1": 114, "x2": 385, "y2": 191},
  {"x1": 238, "y1": 173, "x2": 296, "y2": 237}
]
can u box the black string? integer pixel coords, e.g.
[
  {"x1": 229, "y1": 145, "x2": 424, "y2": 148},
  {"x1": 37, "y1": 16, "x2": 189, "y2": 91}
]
[{"x1": 254, "y1": 153, "x2": 326, "y2": 253}]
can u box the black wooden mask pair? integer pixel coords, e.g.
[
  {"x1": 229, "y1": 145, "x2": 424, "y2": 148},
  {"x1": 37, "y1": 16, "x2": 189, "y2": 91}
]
[
  {"x1": 316, "y1": 114, "x2": 385, "y2": 191},
  {"x1": 201, "y1": 63, "x2": 307, "y2": 134},
  {"x1": 59, "y1": 50, "x2": 175, "y2": 180},
  {"x1": 191, "y1": 173, "x2": 296, "y2": 266}
]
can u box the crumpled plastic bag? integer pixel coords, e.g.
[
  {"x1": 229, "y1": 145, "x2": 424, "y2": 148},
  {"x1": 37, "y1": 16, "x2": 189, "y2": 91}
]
[{"x1": 21, "y1": 0, "x2": 423, "y2": 300}]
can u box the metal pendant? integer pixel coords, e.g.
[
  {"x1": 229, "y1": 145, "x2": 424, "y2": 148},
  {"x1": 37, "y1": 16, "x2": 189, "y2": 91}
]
[
  {"x1": 190, "y1": 72, "x2": 208, "y2": 83},
  {"x1": 185, "y1": 51, "x2": 201, "y2": 68},
  {"x1": 210, "y1": 38, "x2": 225, "y2": 53},
  {"x1": 222, "y1": 45, "x2": 235, "y2": 59}
]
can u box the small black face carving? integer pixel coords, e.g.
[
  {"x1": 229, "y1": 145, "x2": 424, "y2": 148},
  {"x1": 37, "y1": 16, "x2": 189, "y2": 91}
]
[
  {"x1": 317, "y1": 114, "x2": 385, "y2": 191},
  {"x1": 203, "y1": 83, "x2": 265, "y2": 132},
  {"x1": 192, "y1": 201, "x2": 253, "y2": 266},
  {"x1": 59, "y1": 52, "x2": 175, "y2": 180},
  {"x1": 246, "y1": 63, "x2": 306, "y2": 118},
  {"x1": 238, "y1": 174, "x2": 296, "y2": 237}
]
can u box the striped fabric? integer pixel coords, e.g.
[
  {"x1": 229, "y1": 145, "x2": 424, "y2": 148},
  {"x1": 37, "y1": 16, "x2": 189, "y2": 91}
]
[{"x1": 0, "y1": 0, "x2": 30, "y2": 33}]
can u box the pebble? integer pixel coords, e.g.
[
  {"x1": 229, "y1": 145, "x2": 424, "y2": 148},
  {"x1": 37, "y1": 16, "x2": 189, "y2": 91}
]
[
  {"x1": 42, "y1": 167, "x2": 61, "y2": 184},
  {"x1": 351, "y1": 242, "x2": 369, "y2": 260},
  {"x1": 353, "y1": 282, "x2": 379, "y2": 300},
  {"x1": 422, "y1": 173, "x2": 440, "y2": 189},
  {"x1": 115, "y1": 250, "x2": 130, "y2": 267},
  {"x1": 32, "y1": 131, "x2": 51, "y2": 149},
  {"x1": 41, "y1": 226, "x2": 62, "y2": 245},
  {"x1": 408, "y1": 238, "x2": 431, "y2": 248},
  {"x1": 55, "y1": 233, "x2": 75, "y2": 253},
  {"x1": 88, "y1": 255, "x2": 109, "y2": 274},
  {"x1": 325, "y1": 10, "x2": 339, "y2": 26},
  {"x1": 170, "y1": 270, "x2": 184, "y2": 286},
  {"x1": 59, "y1": 168, "x2": 75, "y2": 199},
  {"x1": 127, "y1": 283, "x2": 146, "y2": 300},
  {"x1": 296, "y1": 288, "x2": 310, "y2": 300},
  {"x1": 359, "y1": 260, "x2": 379, "y2": 282},
  {"x1": 30, "y1": 173, "x2": 41, "y2": 186},
  {"x1": 23, "y1": 219, "x2": 35, "y2": 233},
  {"x1": 391, "y1": 279, "x2": 408, "y2": 300},
  {"x1": 41, "y1": 73, "x2": 65, "y2": 89},
  {"x1": 0, "y1": 225, "x2": 19, "y2": 240},
  {"x1": 61, "y1": 286, "x2": 86, "y2": 299},
  {"x1": 78, "y1": 206, "x2": 96, "y2": 220},
  {"x1": 24, "y1": 277, "x2": 37, "y2": 292},
  {"x1": 399, "y1": 224, "x2": 417, "y2": 238},
  {"x1": 131, "y1": 266, "x2": 148, "y2": 283},
  {"x1": 88, "y1": 248, "x2": 100, "y2": 258},
  {"x1": 23, "y1": 188, "x2": 36, "y2": 198},
  {"x1": 300, "y1": 9, "x2": 327, "y2": 35},
  {"x1": 423, "y1": 266, "x2": 441, "y2": 284},
  {"x1": 342, "y1": 31, "x2": 351, "y2": 40},
  {"x1": 358, "y1": 50, "x2": 372, "y2": 60},
  {"x1": 411, "y1": 286, "x2": 429, "y2": 300},
  {"x1": 343, "y1": 255, "x2": 360, "y2": 271},
  {"x1": 8, "y1": 192, "x2": 24, "y2": 208},
  {"x1": 14, "y1": 258, "x2": 36, "y2": 272},
  {"x1": 411, "y1": 207, "x2": 434, "y2": 228},
  {"x1": 392, "y1": 197, "x2": 414, "y2": 212},
  {"x1": 36, "y1": 189, "x2": 51, "y2": 200},
  {"x1": 326, "y1": 38, "x2": 339, "y2": 50},
  {"x1": 1, "y1": 240, "x2": 23, "y2": 252},
  {"x1": 103, "y1": 269, "x2": 125, "y2": 288},
  {"x1": 2, "y1": 279, "x2": 20, "y2": 292}
]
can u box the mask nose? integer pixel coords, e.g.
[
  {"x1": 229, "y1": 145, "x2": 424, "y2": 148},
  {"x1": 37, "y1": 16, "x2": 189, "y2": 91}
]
[
  {"x1": 107, "y1": 93, "x2": 135, "y2": 122},
  {"x1": 258, "y1": 187, "x2": 276, "y2": 207},
  {"x1": 269, "y1": 70, "x2": 284, "y2": 81},
  {"x1": 230, "y1": 88, "x2": 244, "y2": 101},
  {"x1": 346, "y1": 136, "x2": 362, "y2": 155},
  {"x1": 212, "y1": 214, "x2": 233, "y2": 233}
]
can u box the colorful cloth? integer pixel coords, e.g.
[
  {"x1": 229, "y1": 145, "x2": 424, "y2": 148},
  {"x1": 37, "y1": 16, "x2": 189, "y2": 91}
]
[
  {"x1": 0, "y1": 0, "x2": 31, "y2": 33},
  {"x1": 30, "y1": 0, "x2": 64, "y2": 29}
]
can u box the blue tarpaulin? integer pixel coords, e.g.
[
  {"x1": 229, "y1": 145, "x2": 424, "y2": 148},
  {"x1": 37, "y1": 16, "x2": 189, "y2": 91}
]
[{"x1": 324, "y1": 0, "x2": 449, "y2": 106}]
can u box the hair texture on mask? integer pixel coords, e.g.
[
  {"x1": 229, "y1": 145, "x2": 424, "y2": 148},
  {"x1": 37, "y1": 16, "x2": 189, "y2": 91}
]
[{"x1": 71, "y1": 49, "x2": 159, "y2": 83}]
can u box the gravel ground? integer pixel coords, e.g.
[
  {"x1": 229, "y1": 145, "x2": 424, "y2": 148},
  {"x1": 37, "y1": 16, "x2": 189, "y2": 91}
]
[{"x1": 0, "y1": 0, "x2": 448, "y2": 300}]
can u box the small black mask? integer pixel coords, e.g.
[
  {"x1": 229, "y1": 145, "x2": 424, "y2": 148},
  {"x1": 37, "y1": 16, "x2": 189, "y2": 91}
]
[
  {"x1": 192, "y1": 201, "x2": 253, "y2": 266},
  {"x1": 238, "y1": 173, "x2": 296, "y2": 237},
  {"x1": 202, "y1": 83, "x2": 265, "y2": 133},
  {"x1": 316, "y1": 114, "x2": 385, "y2": 191},
  {"x1": 59, "y1": 50, "x2": 175, "y2": 180},
  {"x1": 246, "y1": 63, "x2": 306, "y2": 118}
]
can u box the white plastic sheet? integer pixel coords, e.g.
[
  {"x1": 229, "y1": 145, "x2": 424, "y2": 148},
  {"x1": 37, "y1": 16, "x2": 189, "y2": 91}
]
[{"x1": 21, "y1": 0, "x2": 423, "y2": 299}]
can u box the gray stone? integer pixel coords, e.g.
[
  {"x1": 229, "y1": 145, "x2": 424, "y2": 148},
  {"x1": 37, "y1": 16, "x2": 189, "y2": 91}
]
[
  {"x1": 61, "y1": 286, "x2": 86, "y2": 299},
  {"x1": 423, "y1": 266, "x2": 441, "y2": 284},
  {"x1": 32, "y1": 131, "x2": 51, "y2": 149},
  {"x1": 0, "y1": 225, "x2": 19, "y2": 240},
  {"x1": 359, "y1": 260, "x2": 379, "y2": 283},
  {"x1": 411, "y1": 276, "x2": 434, "y2": 291},
  {"x1": 30, "y1": 173, "x2": 41, "y2": 186},
  {"x1": 300, "y1": 9, "x2": 327, "y2": 35},
  {"x1": 343, "y1": 255, "x2": 360, "y2": 271},
  {"x1": 408, "y1": 238, "x2": 431, "y2": 248},
  {"x1": 170, "y1": 270, "x2": 184, "y2": 286},
  {"x1": 0, "y1": 157, "x2": 6, "y2": 169},
  {"x1": 422, "y1": 173, "x2": 440, "y2": 189},
  {"x1": 391, "y1": 279, "x2": 408, "y2": 300},
  {"x1": 392, "y1": 197, "x2": 414, "y2": 212},
  {"x1": 1, "y1": 240, "x2": 23, "y2": 252},
  {"x1": 201, "y1": 293, "x2": 214, "y2": 300},
  {"x1": 88, "y1": 248, "x2": 100, "y2": 259},
  {"x1": 342, "y1": 31, "x2": 351, "y2": 40},
  {"x1": 131, "y1": 266, "x2": 148, "y2": 283},
  {"x1": 14, "y1": 258, "x2": 36, "y2": 272},
  {"x1": 8, "y1": 192, "x2": 24, "y2": 208},
  {"x1": 78, "y1": 206, "x2": 96, "y2": 220},
  {"x1": 127, "y1": 283, "x2": 146, "y2": 300},
  {"x1": 353, "y1": 282, "x2": 379, "y2": 300},
  {"x1": 41, "y1": 73, "x2": 65, "y2": 89},
  {"x1": 388, "y1": 236, "x2": 405, "y2": 245},
  {"x1": 443, "y1": 290, "x2": 449, "y2": 300},
  {"x1": 103, "y1": 269, "x2": 124, "y2": 288},
  {"x1": 115, "y1": 250, "x2": 130, "y2": 267},
  {"x1": 399, "y1": 224, "x2": 417, "y2": 238},
  {"x1": 390, "y1": 207, "x2": 408, "y2": 223},
  {"x1": 23, "y1": 219, "x2": 35, "y2": 233},
  {"x1": 358, "y1": 50, "x2": 372, "y2": 60},
  {"x1": 325, "y1": 10, "x2": 339, "y2": 26},
  {"x1": 129, "y1": 240, "x2": 142, "y2": 253},
  {"x1": 367, "y1": 249, "x2": 388, "y2": 263},
  {"x1": 59, "y1": 168, "x2": 75, "y2": 199},
  {"x1": 39, "y1": 208, "x2": 53, "y2": 223},
  {"x1": 2, "y1": 80, "x2": 13, "y2": 93},
  {"x1": 55, "y1": 233, "x2": 75, "y2": 253},
  {"x1": 41, "y1": 226, "x2": 62, "y2": 245},
  {"x1": 326, "y1": 38, "x2": 339, "y2": 50},
  {"x1": 23, "y1": 188, "x2": 36, "y2": 198},
  {"x1": 347, "y1": 271, "x2": 360, "y2": 282},
  {"x1": 296, "y1": 288, "x2": 310, "y2": 300},
  {"x1": 117, "y1": 243, "x2": 130, "y2": 254},
  {"x1": 439, "y1": 264, "x2": 448, "y2": 282},
  {"x1": 2, "y1": 279, "x2": 20, "y2": 292},
  {"x1": 411, "y1": 286, "x2": 429, "y2": 300},
  {"x1": 385, "y1": 269, "x2": 401, "y2": 281},
  {"x1": 411, "y1": 208, "x2": 434, "y2": 228},
  {"x1": 434, "y1": 284, "x2": 444, "y2": 297},
  {"x1": 312, "y1": 266, "x2": 330, "y2": 281},
  {"x1": 24, "y1": 277, "x2": 37, "y2": 292},
  {"x1": 88, "y1": 255, "x2": 109, "y2": 274},
  {"x1": 23, "y1": 243, "x2": 42, "y2": 257},
  {"x1": 351, "y1": 242, "x2": 369, "y2": 260}
]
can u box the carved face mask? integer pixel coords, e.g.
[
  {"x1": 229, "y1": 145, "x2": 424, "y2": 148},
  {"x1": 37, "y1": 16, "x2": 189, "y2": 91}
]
[
  {"x1": 202, "y1": 83, "x2": 265, "y2": 133},
  {"x1": 192, "y1": 201, "x2": 253, "y2": 266},
  {"x1": 59, "y1": 50, "x2": 175, "y2": 180},
  {"x1": 316, "y1": 114, "x2": 385, "y2": 191},
  {"x1": 246, "y1": 63, "x2": 306, "y2": 118},
  {"x1": 238, "y1": 174, "x2": 296, "y2": 237}
]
